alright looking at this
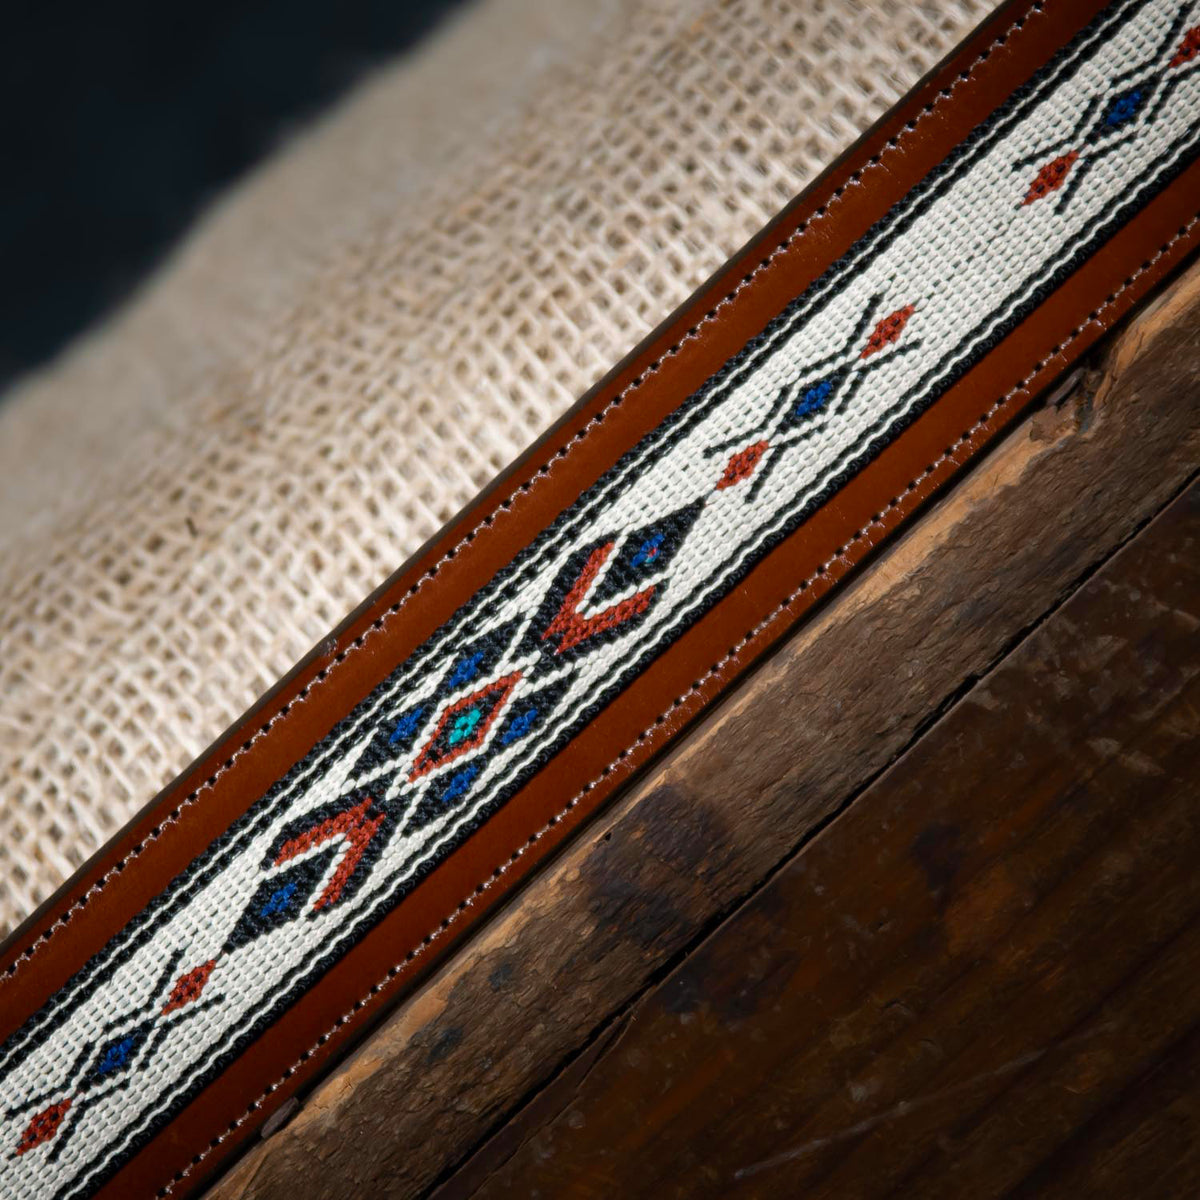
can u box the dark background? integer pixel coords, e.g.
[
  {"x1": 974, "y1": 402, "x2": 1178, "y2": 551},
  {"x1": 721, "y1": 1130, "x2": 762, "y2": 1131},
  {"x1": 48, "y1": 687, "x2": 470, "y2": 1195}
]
[{"x1": 0, "y1": 0, "x2": 464, "y2": 393}]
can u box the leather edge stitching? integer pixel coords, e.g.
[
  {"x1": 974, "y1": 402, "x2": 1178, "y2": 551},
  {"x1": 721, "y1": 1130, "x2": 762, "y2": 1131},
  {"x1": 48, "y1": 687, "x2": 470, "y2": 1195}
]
[
  {"x1": 0, "y1": 1, "x2": 1048, "y2": 983},
  {"x1": 154, "y1": 215, "x2": 1200, "y2": 1198}
]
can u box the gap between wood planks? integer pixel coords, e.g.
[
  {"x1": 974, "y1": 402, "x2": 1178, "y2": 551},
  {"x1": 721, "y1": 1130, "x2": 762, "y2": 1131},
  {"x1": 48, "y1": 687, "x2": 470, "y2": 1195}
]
[
  {"x1": 439, "y1": 474, "x2": 1200, "y2": 1197},
  {"x1": 426, "y1": 462, "x2": 1200, "y2": 1200}
]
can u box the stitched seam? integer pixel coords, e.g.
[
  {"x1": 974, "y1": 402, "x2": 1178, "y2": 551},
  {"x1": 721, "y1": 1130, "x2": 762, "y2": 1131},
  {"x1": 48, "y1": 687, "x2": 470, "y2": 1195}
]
[
  {"x1": 156, "y1": 213, "x2": 1200, "y2": 1198},
  {"x1": 0, "y1": 0, "x2": 1052, "y2": 984}
]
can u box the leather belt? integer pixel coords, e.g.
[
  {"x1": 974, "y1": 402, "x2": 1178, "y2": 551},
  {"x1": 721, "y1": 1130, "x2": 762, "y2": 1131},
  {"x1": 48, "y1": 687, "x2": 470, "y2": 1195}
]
[{"x1": 3, "y1": 1, "x2": 1199, "y2": 1195}]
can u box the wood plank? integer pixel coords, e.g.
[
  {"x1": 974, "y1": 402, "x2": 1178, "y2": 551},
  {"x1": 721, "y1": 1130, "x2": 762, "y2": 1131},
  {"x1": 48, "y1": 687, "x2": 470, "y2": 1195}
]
[
  {"x1": 440, "y1": 473, "x2": 1200, "y2": 1199},
  {"x1": 208, "y1": 262, "x2": 1200, "y2": 1200}
]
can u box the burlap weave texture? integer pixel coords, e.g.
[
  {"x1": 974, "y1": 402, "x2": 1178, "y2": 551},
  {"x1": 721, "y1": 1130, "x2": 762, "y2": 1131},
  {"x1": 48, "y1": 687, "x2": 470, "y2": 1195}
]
[{"x1": 0, "y1": 0, "x2": 988, "y2": 935}]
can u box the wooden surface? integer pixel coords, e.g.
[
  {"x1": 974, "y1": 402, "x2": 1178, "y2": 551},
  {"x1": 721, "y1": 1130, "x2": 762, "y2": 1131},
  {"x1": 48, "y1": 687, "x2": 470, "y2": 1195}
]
[
  {"x1": 441, "y1": 476, "x2": 1200, "y2": 1200},
  {"x1": 209, "y1": 262, "x2": 1200, "y2": 1200}
]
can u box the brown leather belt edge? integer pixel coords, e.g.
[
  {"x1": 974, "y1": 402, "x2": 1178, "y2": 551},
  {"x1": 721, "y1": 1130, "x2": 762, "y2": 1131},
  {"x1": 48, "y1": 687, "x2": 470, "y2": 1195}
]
[{"x1": 3, "y1": 0, "x2": 1199, "y2": 1194}]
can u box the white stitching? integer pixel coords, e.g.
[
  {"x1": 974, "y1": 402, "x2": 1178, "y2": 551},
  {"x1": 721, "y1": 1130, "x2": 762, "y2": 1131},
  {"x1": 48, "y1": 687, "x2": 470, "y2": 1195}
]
[
  {"x1": 0, "y1": 0, "x2": 1050, "y2": 987},
  {"x1": 159, "y1": 216, "x2": 1198, "y2": 1194}
]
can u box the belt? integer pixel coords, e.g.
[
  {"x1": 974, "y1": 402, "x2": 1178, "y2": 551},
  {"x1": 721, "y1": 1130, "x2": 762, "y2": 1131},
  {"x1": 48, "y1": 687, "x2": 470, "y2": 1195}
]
[{"x1": 3, "y1": 1, "x2": 1199, "y2": 1195}]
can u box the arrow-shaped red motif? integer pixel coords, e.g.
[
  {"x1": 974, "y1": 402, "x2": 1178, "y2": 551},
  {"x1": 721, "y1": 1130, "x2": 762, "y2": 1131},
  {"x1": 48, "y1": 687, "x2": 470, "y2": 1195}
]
[
  {"x1": 542, "y1": 542, "x2": 656, "y2": 654},
  {"x1": 272, "y1": 795, "x2": 386, "y2": 911}
]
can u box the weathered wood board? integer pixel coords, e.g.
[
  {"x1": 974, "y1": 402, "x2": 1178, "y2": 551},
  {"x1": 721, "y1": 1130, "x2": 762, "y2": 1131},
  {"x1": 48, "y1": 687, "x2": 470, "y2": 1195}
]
[
  {"x1": 441, "y1": 473, "x2": 1200, "y2": 1200},
  {"x1": 209, "y1": 262, "x2": 1200, "y2": 1200}
]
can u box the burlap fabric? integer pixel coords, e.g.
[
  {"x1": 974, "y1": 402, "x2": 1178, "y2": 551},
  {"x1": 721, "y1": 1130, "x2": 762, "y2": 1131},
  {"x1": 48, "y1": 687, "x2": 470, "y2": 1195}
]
[{"x1": 0, "y1": 0, "x2": 987, "y2": 935}]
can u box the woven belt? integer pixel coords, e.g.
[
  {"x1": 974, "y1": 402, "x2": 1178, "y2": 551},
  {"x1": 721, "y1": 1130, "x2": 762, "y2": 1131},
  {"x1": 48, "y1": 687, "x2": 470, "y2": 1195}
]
[{"x1": 4, "y1": 1, "x2": 1200, "y2": 1195}]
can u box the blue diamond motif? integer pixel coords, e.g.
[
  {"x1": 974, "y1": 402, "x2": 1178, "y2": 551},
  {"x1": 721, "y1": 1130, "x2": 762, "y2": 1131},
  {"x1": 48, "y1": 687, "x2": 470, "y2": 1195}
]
[
  {"x1": 631, "y1": 535, "x2": 663, "y2": 568},
  {"x1": 85, "y1": 1022, "x2": 152, "y2": 1086},
  {"x1": 792, "y1": 377, "x2": 834, "y2": 420},
  {"x1": 1102, "y1": 88, "x2": 1143, "y2": 127},
  {"x1": 447, "y1": 652, "x2": 485, "y2": 689}
]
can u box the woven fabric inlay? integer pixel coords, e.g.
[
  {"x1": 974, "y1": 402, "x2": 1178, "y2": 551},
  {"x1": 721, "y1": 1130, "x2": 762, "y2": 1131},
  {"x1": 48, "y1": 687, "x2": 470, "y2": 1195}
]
[{"x1": 3, "y1": 2, "x2": 1200, "y2": 1196}]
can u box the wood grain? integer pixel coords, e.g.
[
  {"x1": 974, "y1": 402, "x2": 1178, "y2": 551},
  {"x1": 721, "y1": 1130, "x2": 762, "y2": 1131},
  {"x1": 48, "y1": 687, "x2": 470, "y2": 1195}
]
[
  {"x1": 208, "y1": 261, "x2": 1200, "y2": 1200},
  {"x1": 445, "y1": 477, "x2": 1200, "y2": 1199}
]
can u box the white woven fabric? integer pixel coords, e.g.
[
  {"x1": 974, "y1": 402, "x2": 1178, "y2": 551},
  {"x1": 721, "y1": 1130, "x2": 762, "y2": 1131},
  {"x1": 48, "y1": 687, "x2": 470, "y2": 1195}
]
[{"x1": 0, "y1": 0, "x2": 989, "y2": 937}]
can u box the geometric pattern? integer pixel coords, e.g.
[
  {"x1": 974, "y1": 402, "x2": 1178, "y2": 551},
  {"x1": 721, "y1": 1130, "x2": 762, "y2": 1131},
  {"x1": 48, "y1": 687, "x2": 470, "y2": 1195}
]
[
  {"x1": 4, "y1": 950, "x2": 221, "y2": 1170},
  {"x1": 2, "y1": 3, "x2": 1198, "y2": 1196}
]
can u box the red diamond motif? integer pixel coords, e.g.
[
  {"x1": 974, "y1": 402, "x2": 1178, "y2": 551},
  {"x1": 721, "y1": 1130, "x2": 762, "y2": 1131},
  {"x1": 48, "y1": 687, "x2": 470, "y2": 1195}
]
[
  {"x1": 1022, "y1": 151, "x2": 1079, "y2": 206},
  {"x1": 162, "y1": 958, "x2": 219, "y2": 1015},
  {"x1": 16, "y1": 1099, "x2": 71, "y2": 1155},
  {"x1": 1170, "y1": 25, "x2": 1200, "y2": 68},
  {"x1": 861, "y1": 304, "x2": 915, "y2": 359},
  {"x1": 409, "y1": 673, "x2": 522, "y2": 781},
  {"x1": 716, "y1": 441, "x2": 769, "y2": 490}
]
